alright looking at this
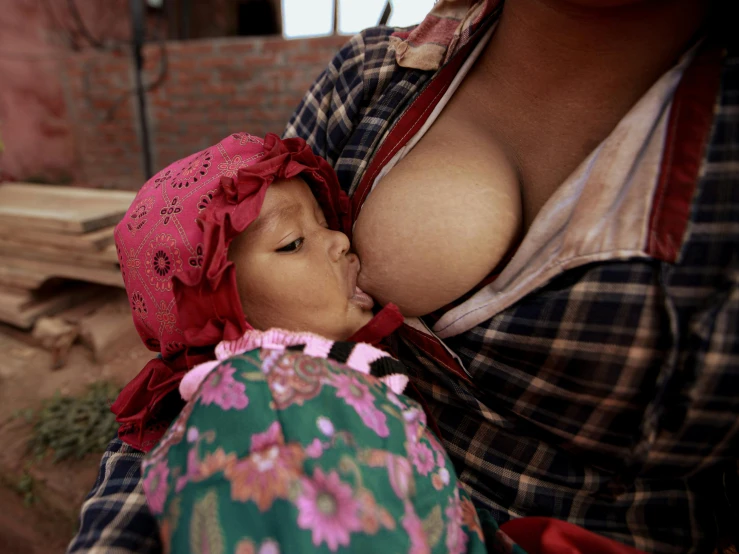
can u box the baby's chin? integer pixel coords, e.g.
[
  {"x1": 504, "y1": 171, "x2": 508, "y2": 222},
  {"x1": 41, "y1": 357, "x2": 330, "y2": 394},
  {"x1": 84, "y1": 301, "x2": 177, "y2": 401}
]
[{"x1": 342, "y1": 305, "x2": 374, "y2": 339}]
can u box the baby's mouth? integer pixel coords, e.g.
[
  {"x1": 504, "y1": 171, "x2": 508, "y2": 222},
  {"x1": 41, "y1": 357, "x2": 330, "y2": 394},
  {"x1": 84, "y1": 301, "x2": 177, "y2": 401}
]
[
  {"x1": 350, "y1": 285, "x2": 375, "y2": 310},
  {"x1": 347, "y1": 257, "x2": 375, "y2": 310}
]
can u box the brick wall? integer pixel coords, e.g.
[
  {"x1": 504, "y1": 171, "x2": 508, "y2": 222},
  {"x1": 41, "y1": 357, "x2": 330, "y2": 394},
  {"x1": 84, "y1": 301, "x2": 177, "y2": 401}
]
[
  {"x1": 0, "y1": 0, "x2": 137, "y2": 183},
  {"x1": 62, "y1": 34, "x2": 347, "y2": 190}
]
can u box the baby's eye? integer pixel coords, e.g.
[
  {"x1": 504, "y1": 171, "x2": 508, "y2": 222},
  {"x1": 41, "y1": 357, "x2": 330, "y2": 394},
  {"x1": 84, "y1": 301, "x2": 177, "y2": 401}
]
[{"x1": 277, "y1": 237, "x2": 304, "y2": 253}]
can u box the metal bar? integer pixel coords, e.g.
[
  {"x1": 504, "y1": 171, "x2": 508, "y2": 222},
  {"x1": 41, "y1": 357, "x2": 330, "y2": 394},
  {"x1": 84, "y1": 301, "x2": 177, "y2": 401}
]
[
  {"x1": 379, "y1": 0, "x2": 392, "y2": 26},
  {"x1": 130, "y1": 0, "x2": 153, "y2": 179},
  {"x1": 181, "y1": 0, "x2": 192, "y2": 40},
  {"x1": 333, "y1": 0, "x2": 339, "y2": 35}
]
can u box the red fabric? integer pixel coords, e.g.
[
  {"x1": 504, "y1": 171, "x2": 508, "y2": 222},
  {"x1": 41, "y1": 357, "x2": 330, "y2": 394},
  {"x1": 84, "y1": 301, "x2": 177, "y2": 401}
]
[
  {"x1": 398, "y1": 323, "x2": 472, "y2": 385},
  {"x1": 111, "y1": 358, "x2": 188, "y2": 451},
  {"x1": 501, "y1": 518, "x2": 646, "y2": 554},
  {"x1": 388, "y1": 0, "x2": 501, "y2": 70},
  {"x1": 646, "y1": 42, "x2": 723, "y2": 261},
  {"x1": 113, "y1": 133, "x2": 354, "y2": 450},
  {"x1": 347, "y1": 303, "x2": 404, "y2": 345}
]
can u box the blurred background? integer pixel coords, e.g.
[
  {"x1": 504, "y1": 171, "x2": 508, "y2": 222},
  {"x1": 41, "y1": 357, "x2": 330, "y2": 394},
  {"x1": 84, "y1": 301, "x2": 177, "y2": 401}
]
[{"x1": 0, "y1": 1, "x2": 432, "y2": 551}]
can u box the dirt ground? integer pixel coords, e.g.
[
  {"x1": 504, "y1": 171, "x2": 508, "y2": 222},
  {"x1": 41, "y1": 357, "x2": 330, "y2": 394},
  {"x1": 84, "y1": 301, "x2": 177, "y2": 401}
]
[{"x1": 0, "y1": 323, "x2": 152, "y2": 553}]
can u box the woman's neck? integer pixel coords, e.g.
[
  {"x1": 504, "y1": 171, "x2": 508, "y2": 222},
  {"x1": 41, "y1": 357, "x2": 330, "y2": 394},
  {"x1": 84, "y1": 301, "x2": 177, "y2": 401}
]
[{"x1": 480, "y1": 0, "x2": 707, "y2": 113}]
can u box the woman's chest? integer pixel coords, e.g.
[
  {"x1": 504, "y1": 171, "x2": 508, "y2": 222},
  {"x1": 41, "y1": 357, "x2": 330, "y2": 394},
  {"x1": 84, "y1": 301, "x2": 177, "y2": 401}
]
[
  {"x1": 351, "y1": 97, "x2": 524, "y2": 315},
  {"x1": 394, "y1": 67, "x2": 620, "y2": 230}
]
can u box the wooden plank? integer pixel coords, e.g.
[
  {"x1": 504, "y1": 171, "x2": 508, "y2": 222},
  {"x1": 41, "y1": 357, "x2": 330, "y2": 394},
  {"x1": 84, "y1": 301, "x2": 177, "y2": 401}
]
[
  {"x1": 0, "y1": 264, "x2": 49, "y2": 290},
  {"x1": 54, "y1": 294, "x2": 115, "y2": 323},
  {"x1": 0, "y1": 287, "x2": 35, "y2": 314},
  {"x1": 79, "y1": 295, "x2": 139, "y2": 363},
  {"x1": 0, "y1": 284, "x2": 101, "y2": 329},
  {"x1": 0, "y1": 223, "x2": 115, "y2": 252},
  {"x1": 0, "y1": 237, "x2": 119, "y2": 267},
  {"x1": 32, "y1": 316, "x2": 81, "y2": 369},
  {"x1": 2, "y1": 257, "x2": 124, "y2": 288},
  {"x1": 0, "y1": 183, "x2": 135, "y2": 234}
]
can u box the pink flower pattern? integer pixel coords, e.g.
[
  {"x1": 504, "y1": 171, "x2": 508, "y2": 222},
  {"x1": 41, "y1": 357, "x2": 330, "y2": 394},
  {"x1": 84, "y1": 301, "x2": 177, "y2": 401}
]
[
  {"x1": 174, "y1": 447, "x2": 199, "y2": 493},
  {"x1": 250, "y1": 421, "x2": 281, "y2": 451},
  {"x1": 142, "y1": 459, "x2": 169, "y2": 515},
  {"x1": 387, "y1": 454, "x2": 414, "y2": 500},
  {"x1": 126, "y1": 197, "x2": 153, "y2": 235},
  {"x1": 131, "y1": 291, "x2": 147, "y2": 319},
  {"x1": 402, "y1": 502, "x2": 430, "y2": 554},
  {"x1": 296, "y1": 468, "x2": 362, "y2": 551},
  {"x1": 142, "y1": 350, "x2": 491, "y2": 553},
  {"x1": 225, "y1": 421, "x2": 304, "y2": 511},
  {"x1": 445, "y1": 490, "x2": 469, "y2": 554},
  {"x1": 144, "y1": 233, "x2": 183, "y2": 292},
  {"x1": 409, "y1": 441, "x2": 436, "y2": 476},
  {"x1": 332, "y1": 373, "x2": 389, "y2": 437},
  {"x1": 258, "y1": 539, "x2": 280, "y2": 554},
  {"x1": 199, "y1": 363, "x2": 248, "y2": 410},
  {"x1": 305, "y1": 438, "x2": 324, "y2": 458},
  {"x1": 172, "y1": 151, "x2": 211, "y2": 189}
]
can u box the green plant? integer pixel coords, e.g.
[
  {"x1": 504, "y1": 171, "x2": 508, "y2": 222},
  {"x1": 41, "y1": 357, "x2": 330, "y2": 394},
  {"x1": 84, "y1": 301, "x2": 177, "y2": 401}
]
[
  {"x1": 15, "y1": 466, "x2": 35, "y2": 507},
  {"x1": 28, "y1": 382, "x2": 121, "y2": 463}
]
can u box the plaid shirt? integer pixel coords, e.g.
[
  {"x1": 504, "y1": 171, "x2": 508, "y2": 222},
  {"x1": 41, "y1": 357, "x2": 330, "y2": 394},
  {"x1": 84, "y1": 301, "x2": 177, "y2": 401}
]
[
  {"x1": 283, "y1": 7, "x2": 739, "y2": 554},
  {"x1": 69, "y1": 3, "x2": 738, "y2": 553},
  {"x1": 67, "y1": 437, "x2": 160, "y2": 553}
]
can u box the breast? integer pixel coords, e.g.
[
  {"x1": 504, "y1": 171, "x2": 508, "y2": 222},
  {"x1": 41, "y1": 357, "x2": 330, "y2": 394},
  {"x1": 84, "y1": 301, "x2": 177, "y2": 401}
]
[{"x1": 353, "y1": 116, "x2": 523, "y2": 316}]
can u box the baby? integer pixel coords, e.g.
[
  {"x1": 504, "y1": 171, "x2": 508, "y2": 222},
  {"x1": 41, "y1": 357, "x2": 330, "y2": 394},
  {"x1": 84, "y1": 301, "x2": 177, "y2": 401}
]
[
  {"x1": 114, "y1": 133, "x2": 490, "y2": 553},
  {"x1": 112, "y1": 133, "x2": 403, "y2": 451}
]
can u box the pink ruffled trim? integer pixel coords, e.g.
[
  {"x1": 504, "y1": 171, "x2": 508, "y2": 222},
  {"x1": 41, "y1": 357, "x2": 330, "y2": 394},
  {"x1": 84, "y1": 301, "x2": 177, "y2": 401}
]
[
  {"x1": 180, "y1": 328, "x2": 408, "y2": 401},
  {"x1": 214, "y1": 328, "x2": 335, "y2": 360}
]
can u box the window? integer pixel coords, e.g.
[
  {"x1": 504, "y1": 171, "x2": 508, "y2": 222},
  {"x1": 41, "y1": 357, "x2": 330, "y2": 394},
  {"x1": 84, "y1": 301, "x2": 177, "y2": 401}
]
[
  {"x1": 282, "y1": 0, "x2": 333, "y2": 38},
  {"x1": 281, "y1": 0, "x2": 435, "y2": 39}
]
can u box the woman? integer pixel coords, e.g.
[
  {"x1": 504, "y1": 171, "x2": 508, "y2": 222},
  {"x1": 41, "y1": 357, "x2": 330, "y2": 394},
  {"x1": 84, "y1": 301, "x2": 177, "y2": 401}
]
[{"x1": 69, "y1": 1, "x2": 738, "y2": 552}]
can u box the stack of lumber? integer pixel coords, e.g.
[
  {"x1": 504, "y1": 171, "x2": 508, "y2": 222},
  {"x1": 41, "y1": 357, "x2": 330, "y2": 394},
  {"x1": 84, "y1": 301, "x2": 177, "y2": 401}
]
[
  {"x1": 0, "y1": 183, "x2": 135, "y2": 330},
  {"x1": 31, "y1": 289, "x2": 139, "y2": 369}
]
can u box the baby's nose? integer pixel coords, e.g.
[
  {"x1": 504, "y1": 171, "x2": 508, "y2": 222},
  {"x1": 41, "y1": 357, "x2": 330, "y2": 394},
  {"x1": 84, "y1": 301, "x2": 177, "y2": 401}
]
[{"x1": 327, "y1": 229, "x2": 350, "y2": 261}]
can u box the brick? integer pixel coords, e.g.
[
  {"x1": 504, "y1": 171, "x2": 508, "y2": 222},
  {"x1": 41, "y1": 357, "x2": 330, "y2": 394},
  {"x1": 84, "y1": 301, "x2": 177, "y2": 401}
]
[
  {"x1": 286, "y1": 52, "x2": 333, "y2": 65},
  {"x1": 217, "y1": 67, "x2": 255, "y2": 81},
  {"x1": 219, "y1": 41, "x2": 259, "y2": 56},
  {"x1": 173, "y1": 71, "x2": 212, "y2": 85},
  {"x1": 201, "y1": 83, "x2": 236, "y2": 95},
  {"x1": 229, "y1": 95, "x2": 265, "y2": 108},
  {"x1": 263, "y1": 38, "x2": 307, "y2": 53},
  {"x1": 54, "y1": 32, "x2": 344, "y2": 189},
  {"x1": 271, "y1": 94, "x2": 300, "y2": 107},
  {"x1": 150, "y1": 97, "x2": 172, "y2": 108},
  {"x1": 153, "y1": 121, "x2": 181, "y2": 134},
  {"x1": 177, "y1": 40, "x2": 219, "y2": 56},
  {"x1": 243, "y1": 81, "x2": 280, "y2": 94},
  {"x1": 261, "y1": 67, "x2": 298, "y2": 80},
  {"x1": 200, "y1": 56, "x2": 238, "y2": 68},
  {"x1": 233, "y1": 54, "x2": 279, "y2": 67}
]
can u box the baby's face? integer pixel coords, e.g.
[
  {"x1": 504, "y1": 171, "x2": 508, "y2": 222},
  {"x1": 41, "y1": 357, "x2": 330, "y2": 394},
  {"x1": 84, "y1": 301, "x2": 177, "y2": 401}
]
[{"x1": 229, "y1": 177, "x2": 374, "y2": 340}]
